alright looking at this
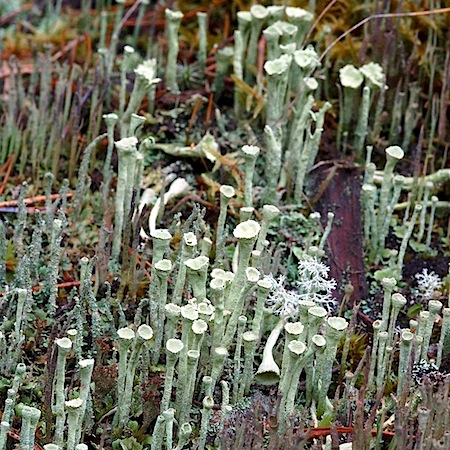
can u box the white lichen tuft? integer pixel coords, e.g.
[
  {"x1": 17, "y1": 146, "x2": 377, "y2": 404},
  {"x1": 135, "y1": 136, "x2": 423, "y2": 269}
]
[
  {"x1": 297, "y1": 257, "x2": 337, "y2": 310},
  {"x1": 414, "y1": 268, "x2": 443, "y2": 301},
  {"x1": 266, "y1": 274, "x2": 300, "y2": 318},
  {"x1": 266, "y1": 258, "x2": 337, "y2": 316}
]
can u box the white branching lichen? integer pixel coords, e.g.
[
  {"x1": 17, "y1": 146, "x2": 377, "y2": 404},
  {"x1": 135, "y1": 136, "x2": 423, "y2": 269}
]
[
  {"x1": 266, "y1": 274, "x2": 301, "y2": 318},
  {"x1": 266, "y1": 258, "x2": 337, "y2": 318},
  {"x1": 414, "y1": 268, "x2": 443, "y2": 301},
  {"x1": 297, "y1": 257, "x2": 337, "y2": 309}
]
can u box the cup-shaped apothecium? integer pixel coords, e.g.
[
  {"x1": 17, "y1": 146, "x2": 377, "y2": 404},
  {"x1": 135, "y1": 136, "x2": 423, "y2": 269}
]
[
  {"x1": 312, "y1": 334, "x2": 326, "y2": 349},
  {"x1": 185, "y1": 255, "x2": 210, "y2": 301},
  {"x1": 220, "y1": 184, "x2": 235, "y2": 200},
  {"x1": 192, "y1": 319, "x2": 208, "y2": 336},
  {"x1": 185, "y1": 255, "x2": 209, "y2": 272},
  {"x1": 278, "y1": 22, "x2": 298, "y2": 45},
  {"x1": 238, "y1": 207, "x2": 253, "y2": 223},
  {"x1": 134, "y1": 58, "x2": 161, "y2": 86},
  {"x1": 181, "y1": 304, "x2": 199, "y2": 322},
  {"x1": 215, "y1": 185, "x2": 236, "y2": 257},
  {"x1": 258, "y1": 277, "x2": 272, "y2": 293},
  {"x1": 294, "y1": 45, "x2": 320, "y2": 74},
  {"x1": 263, "y1": 22, "x2": 283, "y2": 61},
  {"x1": 115, "y1": 136, "x2": 138, "y2": 152},
  {"x1": 254, "y1": 346, "x2": 281, "y2": 385},
  {"x1": 377, "y1": 145, "x2": 404, "y2": 228},
  {"x1": 56, "y1": 337, "x2": 72, "y2": 351},
  {"x1": 233, "y1": 219, "x2": 261, "y2": 241},
  {"x1": 184, "y1": 231, "x2": 197, "y2": 247},
  {"x1": 129, "y1": 114, "x2": 146, "y2": 136},
  {"x1": 167, "y1": 338, "x2": 184, "y2": 355},
  {"x1": 397, "y1": 330, "x2": 414, "y2": 394},
  {"x1": 242, "y1": 145, "x2": 260, "y2": 158},
  {"x1": 265, "y1": 53, "x2": 292, "y2": 76},
  {"x1": 149, "y1": 228, "x2": 172, "y2": 264},
  {"x1": 116, "y1": 328, "x2": 135, "y2": 397},
  {"x1": 103, "y1": 112, "x2": 119, "y2": 127},
  {"x1": 165, "y1": 303, "x2": 181, "y2": 319},
  {"x1": 339, "y1": 64, "x2": 363, "y2": 89},
  {"x1": 155, "y1": 259, "x2": 172, "y2": 273},
  {"x1": 385, "y1": 145, "x2": 404, "y2": 163},
  {"x1": 137, "y1": 324, "x2": 154, "y2": 342},
  {"x1": 391, "y1": 293, "x2": 407, "y2": 309},
  {"x1": 197, "y1": 301, "x2": 214, "y2": 318},
  {"x1": 262, "y1": 204, "x2": 281, "y2": 221},
  {"x1": 118, "y1": 327, "x2": 135, "y2": 344},
  {"x1": 222, "y1": 220, "x2": 262, "y2": 346},
  {"x1": 241, "y1": 146, "x2": 260, "y2": 207},
  {"x1": 245, "y1": 267, "x2": 260, "y2": 283},
  {"x1": 288, "y1": 339, "x2": 307, "y2": 356},
  {"x1": 151, "y1": 228, "x2": 172, "y2": 243},
  {"x1": 79, "y1": 359, "x2": 94, "y2": 373},
  {"x1": 325, "y1": 317, "x2": 349, "y2": 340},
  {"x1": 160, "y1": 339, "x2": 184, "y2": 412},
  {"x1": 338, "y1": 64, "x2": 363, "y2": 149},
  {"x1": 211, "y1": 268, "x2": 225, "y2": 279},
  {"x1": 285, "y1": 322, "x2": 304, "y2": 338},
  {"x1": 210, "y1": 346, "x2": 229, "y2": 390},
  {"x1": 360, "y1": 62, "x2": 385, "y2": 89},
  {"x1": 210, "y1": 277, "x2": 225, "y2": 291},
  {"x1": 307, "y1": 306, "x2": 327, "y2": 338},
  {"x1": 65, "y1": 398, "x2": 83, "y2": 410}
]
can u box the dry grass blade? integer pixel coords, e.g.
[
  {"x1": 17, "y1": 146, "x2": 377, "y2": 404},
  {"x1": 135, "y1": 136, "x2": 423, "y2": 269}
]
[{"x1": 319, "y1": 6, "x2": 450, "y2": 62}]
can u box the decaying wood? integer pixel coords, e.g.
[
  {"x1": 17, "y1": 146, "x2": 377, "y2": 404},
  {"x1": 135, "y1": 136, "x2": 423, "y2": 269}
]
[{"x1": 311, "y1": 162, "x2": 368, "y2": 307}]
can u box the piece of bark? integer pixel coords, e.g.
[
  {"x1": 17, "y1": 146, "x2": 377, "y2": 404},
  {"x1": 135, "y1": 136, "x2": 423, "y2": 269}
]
[{"x1": 310, "y1": 162, "x2": 368, "y2": 307}]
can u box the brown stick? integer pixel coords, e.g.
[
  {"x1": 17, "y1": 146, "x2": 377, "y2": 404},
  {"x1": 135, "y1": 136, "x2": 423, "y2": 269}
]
[{"x1": 0, "y1": 192, "x2": 73, "y2": 208}]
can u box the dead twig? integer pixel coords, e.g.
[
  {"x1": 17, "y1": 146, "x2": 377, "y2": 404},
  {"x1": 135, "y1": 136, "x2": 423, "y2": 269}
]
[
  {"x1": 0, "y1": 192, "x2": 73, "y2": 208},
  {"x1": 0, "y1": 155, "x2": 15, "y2": 196}
]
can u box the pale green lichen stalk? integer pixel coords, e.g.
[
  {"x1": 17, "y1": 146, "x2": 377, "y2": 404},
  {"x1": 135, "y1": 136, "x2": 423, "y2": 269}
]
[
  {"x1": 214, "y1": 185, "x2": 235, "y2": 266},
  {"x1": 338, "y1": 64, "x2": 363, "y2": 151},
  {"x1": 115, "y1": 327, "x2": 135, "y2": 429},
  {"x1": 318, "y1": 317, "x2": 348, "y2": 416},
  {"x1": 196, "y1": 12, "x2": 207, "y2": 76},
  {"x1": 20, "y1": 406, "x2": 41, "y2": 450},
  {"x1": 74, "y1": 358, "x2": 94, "y2": 446},
  {"x1": 165, "y1": 9, "x2": 184, "y2": 93},
  {"x1": 246, "y1": 5, "x2": 268, "y2": 84},
  {"x1": 65, "y1": 398, "x2": 84, "y2": 450},
  {"x1": 53, "y1": 337, "x2": 72, "y2": 448},
  {"x1": 110, "y1": 136, "x2": 139, "y2": 269},
  {"x1": 153, "y1": 259, "x2": 173, "y2": 363},
  {"x1": 116, "y1": 324, "x2": 153, "y2": 430},
  {"x1": 160, "y1": 339, "x2": 183, "y2": 412},
  {"x1": 223, "y1": 220, "x2": 261, "y2": 347},
  {"x1": 241, "y1": 145, "x2": 260, "y2": 208}
]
